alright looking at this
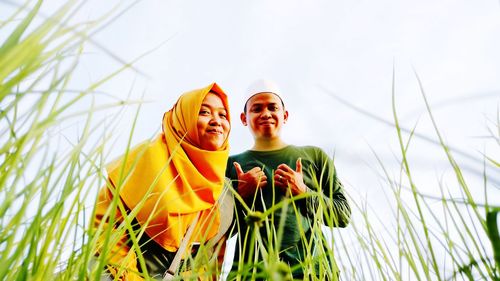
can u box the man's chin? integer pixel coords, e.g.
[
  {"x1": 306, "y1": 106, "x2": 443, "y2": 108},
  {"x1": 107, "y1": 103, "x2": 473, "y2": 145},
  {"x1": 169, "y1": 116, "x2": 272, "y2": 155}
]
[{"x1": 260, "y1": 132, "x2": 278, "y2": 138}]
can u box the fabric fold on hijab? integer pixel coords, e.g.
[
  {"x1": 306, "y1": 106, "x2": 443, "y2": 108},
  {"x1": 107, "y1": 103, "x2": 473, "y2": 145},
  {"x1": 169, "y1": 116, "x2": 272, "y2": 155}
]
[{"x1": 106, "y1": 83, "x2": 230, "y2": 252}]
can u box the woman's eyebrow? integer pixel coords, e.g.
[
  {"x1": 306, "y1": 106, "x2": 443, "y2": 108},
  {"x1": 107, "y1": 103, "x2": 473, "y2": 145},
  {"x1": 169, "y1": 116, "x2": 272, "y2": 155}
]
[{"x1": 201, "y1": 103, "x2": 226, "y2": 110}]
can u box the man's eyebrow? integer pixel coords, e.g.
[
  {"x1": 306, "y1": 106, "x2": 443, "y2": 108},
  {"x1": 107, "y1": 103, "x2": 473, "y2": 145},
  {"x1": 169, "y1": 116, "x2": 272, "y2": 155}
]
[
  {"x1": 251, "y1": 102, "x2": 278, "y2": 106},
  {"x1": 250, "y1": 101, "x2": 278, "y2": 106}
]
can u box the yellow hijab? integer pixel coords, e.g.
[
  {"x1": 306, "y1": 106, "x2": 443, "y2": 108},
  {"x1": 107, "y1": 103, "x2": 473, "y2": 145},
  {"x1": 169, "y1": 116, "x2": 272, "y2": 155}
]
[{"x1": 107, "y1": 83, "x2": 230, "y2": 252}]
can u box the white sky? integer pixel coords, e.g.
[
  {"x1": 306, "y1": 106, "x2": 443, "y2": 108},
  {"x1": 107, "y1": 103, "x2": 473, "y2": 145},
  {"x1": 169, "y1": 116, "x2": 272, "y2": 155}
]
[
  {"x1": 2, "y1": 0, "x2": 499, "y2": 278},
  {"x1": 66, "y1": 0, "x2": 500, "y2": 195}
]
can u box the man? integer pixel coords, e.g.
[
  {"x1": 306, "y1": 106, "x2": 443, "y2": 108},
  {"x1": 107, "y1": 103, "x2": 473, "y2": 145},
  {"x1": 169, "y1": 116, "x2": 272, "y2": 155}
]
[{"x1": 226, "y1": 80, "x2": 351, "y2": 280}]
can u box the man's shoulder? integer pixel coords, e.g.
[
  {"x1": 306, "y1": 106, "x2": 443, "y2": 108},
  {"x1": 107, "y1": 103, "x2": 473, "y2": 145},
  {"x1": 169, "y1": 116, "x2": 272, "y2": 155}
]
[
  {"x1": 289, "y1": 145, "x2": 334, "y2": 163},
  {"x1": 290, "y1": 145, "x2": 325, "y2": 154},
  {"x1": 228, "y1": 150, "x2": 252, "y2": 161},
  {"x1": 291, "y1": 144, "x2": 320, "y2": 150}
]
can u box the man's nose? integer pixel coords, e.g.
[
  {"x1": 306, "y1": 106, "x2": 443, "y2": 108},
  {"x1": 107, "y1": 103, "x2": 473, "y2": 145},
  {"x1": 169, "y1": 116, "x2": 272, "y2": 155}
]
[{"x1": 260, "y1": 109, "x2": 272, "y2": 118}]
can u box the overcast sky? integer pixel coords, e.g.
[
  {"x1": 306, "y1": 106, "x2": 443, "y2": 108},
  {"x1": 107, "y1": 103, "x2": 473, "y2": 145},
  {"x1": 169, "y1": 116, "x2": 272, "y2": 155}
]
[{"x1": 57, "y1": 0, "x2": 500, "y2": 196}]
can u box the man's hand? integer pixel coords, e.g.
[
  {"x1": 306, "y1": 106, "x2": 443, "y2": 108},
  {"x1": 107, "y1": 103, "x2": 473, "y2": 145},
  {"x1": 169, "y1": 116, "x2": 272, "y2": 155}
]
[
  {"x1": 233, "y1": 162, "x2": 267, "y2": 199},
  {"x1": 274, "y1": 158, "x2": 307, "y2": 196}
]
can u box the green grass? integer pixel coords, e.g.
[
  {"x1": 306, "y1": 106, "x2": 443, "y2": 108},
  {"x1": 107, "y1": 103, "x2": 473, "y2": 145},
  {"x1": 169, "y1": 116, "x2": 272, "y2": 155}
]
[
  {"x1": 1, "y1": 1, "x2": 498, "y2": 280},
  {"x1": 330, "y1": 68, "x2": 499, "y2": 281},
  {"x1": 0, "y1": 1, "x2": 146, "y2": 280}
]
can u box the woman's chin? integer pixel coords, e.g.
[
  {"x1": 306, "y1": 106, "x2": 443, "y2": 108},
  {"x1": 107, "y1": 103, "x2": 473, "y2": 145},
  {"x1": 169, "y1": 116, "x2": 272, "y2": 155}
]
[{"x1": 200, "y1": 141, "x2": 224, "y2": 151}]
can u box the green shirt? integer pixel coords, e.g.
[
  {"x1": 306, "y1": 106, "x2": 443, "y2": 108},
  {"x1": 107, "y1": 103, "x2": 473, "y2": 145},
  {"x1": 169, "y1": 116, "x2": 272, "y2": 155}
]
[{"x1": 226, "y1": 145, "x2": 350, "y2": 278}]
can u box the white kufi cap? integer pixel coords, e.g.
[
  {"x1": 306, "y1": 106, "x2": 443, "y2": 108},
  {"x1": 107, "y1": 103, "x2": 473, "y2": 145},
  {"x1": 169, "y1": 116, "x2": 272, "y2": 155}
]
[{"x1": 244, "y1": 79, "x2": 284, "y2": 109}]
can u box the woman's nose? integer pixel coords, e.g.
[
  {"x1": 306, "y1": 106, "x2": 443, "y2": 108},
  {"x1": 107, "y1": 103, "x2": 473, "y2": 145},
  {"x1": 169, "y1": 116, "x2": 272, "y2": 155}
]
[{"x1": 209, "y1": 115, "x2": 222, "y2": 125}]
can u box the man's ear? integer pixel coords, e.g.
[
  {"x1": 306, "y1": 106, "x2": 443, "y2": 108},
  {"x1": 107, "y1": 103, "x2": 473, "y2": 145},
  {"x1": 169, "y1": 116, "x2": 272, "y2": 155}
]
[
  {"x1": 240, "y1": 112, "x2": 247, "y2": 126},
  {"x1": 283, "y1": 110, "x2": 289, "y2": 124}
]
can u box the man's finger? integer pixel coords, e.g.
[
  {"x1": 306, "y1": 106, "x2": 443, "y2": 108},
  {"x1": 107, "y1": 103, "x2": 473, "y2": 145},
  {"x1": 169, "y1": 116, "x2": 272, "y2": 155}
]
[
  {"x1": 277, "y1": 164, "x2": 294, "y2": 173},
  {"x1": 233, "y1": 162, "x2": 244, "y2": 176},
  {"x1": 255, "y1": 172, "x2": 267, "y2": 181},
  {"x1": 258, "y1": 180, "x2": 268, "y2": 188},
  {"x1": 296, "y1": 158, "x2": 302, "y2": 173},
  {"x1": 274, "y1": 170, "x2": 286, "y2": 179},
  {"x1": 248, "y1": 166, "x2": 263, "y2": 174}
]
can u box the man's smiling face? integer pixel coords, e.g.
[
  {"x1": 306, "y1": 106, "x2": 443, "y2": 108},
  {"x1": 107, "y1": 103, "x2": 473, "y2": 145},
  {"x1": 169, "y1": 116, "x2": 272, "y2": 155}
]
[{"x1": 241, "y1": 92, "x2": 288, "y2": 141}]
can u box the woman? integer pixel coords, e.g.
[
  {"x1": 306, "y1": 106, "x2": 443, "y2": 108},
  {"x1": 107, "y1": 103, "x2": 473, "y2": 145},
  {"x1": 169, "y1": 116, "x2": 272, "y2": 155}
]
[{"x1": 93, "y1": 83, "x2": 232, "y2": 280}]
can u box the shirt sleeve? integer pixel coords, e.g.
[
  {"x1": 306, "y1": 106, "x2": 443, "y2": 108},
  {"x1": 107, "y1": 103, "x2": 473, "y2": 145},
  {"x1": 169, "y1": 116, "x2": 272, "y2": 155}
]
[
  {"x1": 304, "y1": 148, "x2": 351, "y2": 228},
  {"x1": 94, "y1": 185, "x2": 144, "y2": 281}
]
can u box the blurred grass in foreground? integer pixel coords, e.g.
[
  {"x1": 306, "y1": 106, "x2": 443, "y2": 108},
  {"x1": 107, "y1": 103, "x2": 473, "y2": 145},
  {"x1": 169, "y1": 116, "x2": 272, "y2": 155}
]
[
  {"x1": 0, "y1": 1, "x2": 498, "y2": 280},
  {"x1": 329, "y1": 69, "x2": 499, "y2": 281}
]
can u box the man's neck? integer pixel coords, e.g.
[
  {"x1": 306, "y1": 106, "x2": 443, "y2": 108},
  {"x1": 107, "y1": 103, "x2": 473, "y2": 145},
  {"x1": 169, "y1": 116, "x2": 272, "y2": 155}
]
[{"x1": 251, "y1": 138, "x2": 287, "y2": 151}]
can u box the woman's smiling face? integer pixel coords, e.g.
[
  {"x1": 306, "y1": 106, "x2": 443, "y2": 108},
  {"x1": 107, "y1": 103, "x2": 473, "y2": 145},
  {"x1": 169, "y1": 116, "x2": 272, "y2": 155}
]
[{"x1": 197, "y1": 92, "x2": 230, "y2": 151}]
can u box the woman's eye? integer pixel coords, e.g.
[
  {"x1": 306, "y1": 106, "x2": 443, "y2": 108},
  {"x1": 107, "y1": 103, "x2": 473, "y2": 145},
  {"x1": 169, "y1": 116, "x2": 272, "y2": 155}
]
[
  {"x1": 219, "y1": 113, "x2": 227, "y2": 119},
  {"x1": 199, "y1": 110, "x2": 210, "y2": 115}
]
